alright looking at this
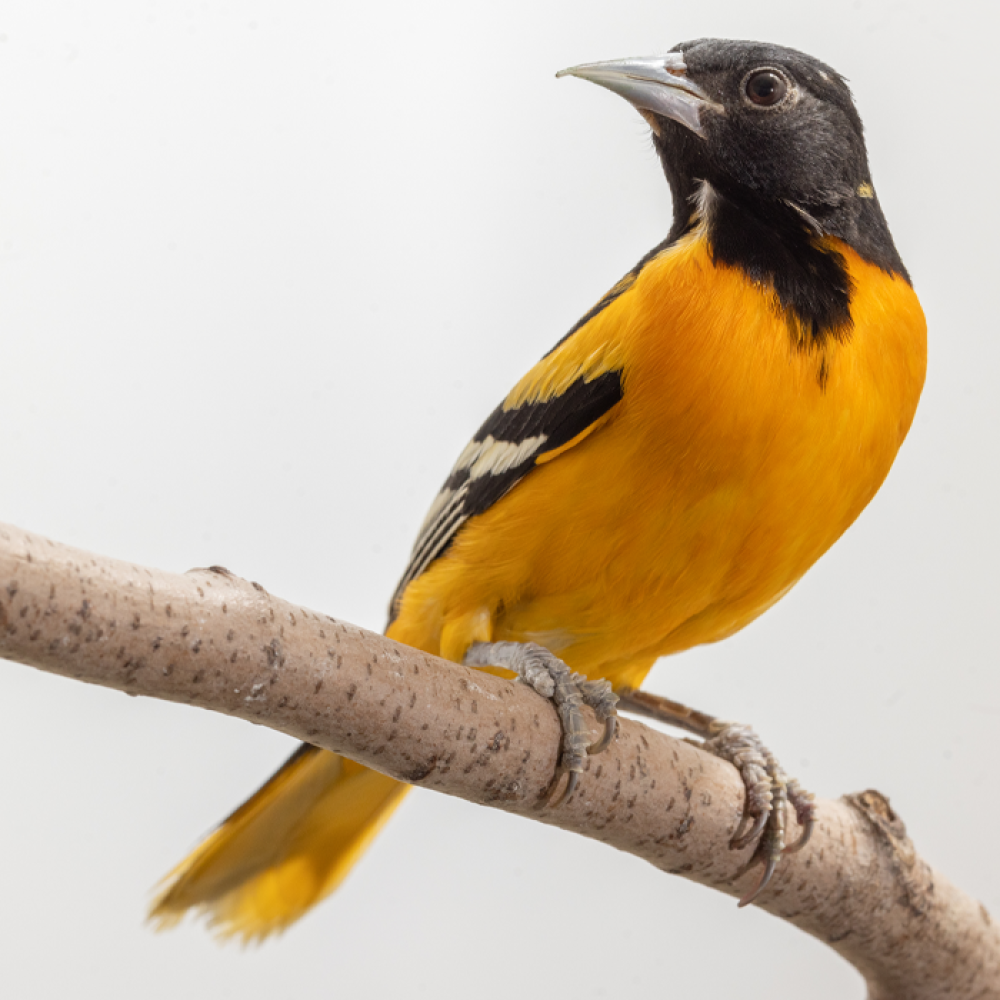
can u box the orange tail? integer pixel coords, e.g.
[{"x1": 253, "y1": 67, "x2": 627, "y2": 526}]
[{"x1": 149, "y1": 745, "x2": 408, "y2": 942}]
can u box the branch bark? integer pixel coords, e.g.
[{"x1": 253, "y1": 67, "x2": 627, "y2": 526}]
[{"x1": 0, "y1": 521, "x2": 996, "y2": 999}]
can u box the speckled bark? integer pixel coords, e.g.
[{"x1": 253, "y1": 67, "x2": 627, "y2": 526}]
[{"x1": 0, "y1": 521, "x2": 996, "y2": 998}]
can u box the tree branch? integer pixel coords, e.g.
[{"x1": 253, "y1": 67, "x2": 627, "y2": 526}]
[{"x1": 0, "y1": 520, "x2": 996, "y2": 998}]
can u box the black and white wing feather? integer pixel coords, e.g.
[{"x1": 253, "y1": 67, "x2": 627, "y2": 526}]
[
  {"x1": 388, "y1": 369, "x2": 623, "y2": 622},
  {"x1": 385, "y1": 237, "x2": 679, "y2": 623}
]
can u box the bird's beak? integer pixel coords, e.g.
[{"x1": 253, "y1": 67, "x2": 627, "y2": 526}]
[{"x1": 556, "y1": 53, "x2": 714, "y2": 138}]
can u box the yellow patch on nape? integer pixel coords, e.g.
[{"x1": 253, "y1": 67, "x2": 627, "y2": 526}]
[{"x1": 857, "y1": 182, "x2": 874, "y2": 199}]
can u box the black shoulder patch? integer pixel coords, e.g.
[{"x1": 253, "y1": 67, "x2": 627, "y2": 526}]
[{"x1": 388, "y1": 370, "x2": 623, "y2": 623}]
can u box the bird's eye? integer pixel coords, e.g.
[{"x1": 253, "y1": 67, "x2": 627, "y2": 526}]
[{"x1": 744, "y1": 69, "x2": 788, "y2": 107}]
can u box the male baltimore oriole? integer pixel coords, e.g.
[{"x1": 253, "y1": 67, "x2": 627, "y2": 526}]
[{"x1": 150, "y1": 39, "x2": 926, "y2": 940}]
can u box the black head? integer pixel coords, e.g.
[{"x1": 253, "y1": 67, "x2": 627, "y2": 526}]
[
  {"x1": 558, "y1": 39, "x2": 909, "y2": 344},
  {"x1": 661, "y1": 41, "x2": 868, "y2": 214}
]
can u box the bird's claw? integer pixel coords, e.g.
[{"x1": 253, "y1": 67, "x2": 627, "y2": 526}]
[
  {"x1": 588, "y1": 715, "x2": 618, "y2": 755},
  {"x1": 702, "y1": 721, "x2": 816, "y2": 906},
  {"x1": 464, "y1": 641, "x2": 618, "y2": 805}
]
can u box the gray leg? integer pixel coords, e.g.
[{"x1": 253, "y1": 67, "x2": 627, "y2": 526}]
[
  {"x1": 464, "y1": 641, "x2": 618, "y2": 804},
  {"x1": 617, "y1": 688, "x2": 815, "y2": 905}
]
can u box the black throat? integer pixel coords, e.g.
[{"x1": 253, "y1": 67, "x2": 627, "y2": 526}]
[
  {"x1": 699, "y1": 184, "x2": 856, "y2": 348},
  {"x1": 657, "y1": 142, "x2": 910, "y2": 350}
]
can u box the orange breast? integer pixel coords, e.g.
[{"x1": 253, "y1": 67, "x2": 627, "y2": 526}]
[{"x1": 388, "y1": 233, "x2": 926, "y2": 690}]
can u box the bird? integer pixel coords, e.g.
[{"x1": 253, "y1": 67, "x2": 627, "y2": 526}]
[{"x1": 149, "y1": 38, "x2": 926, "y2": 941}]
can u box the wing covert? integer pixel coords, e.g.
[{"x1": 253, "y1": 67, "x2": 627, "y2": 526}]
[
  {"x1": 387, "y1": 234, "x2": 679, "y2": 624},
  {"x1": 388, "y1": 368, "x2": 622, "y2": 622}
]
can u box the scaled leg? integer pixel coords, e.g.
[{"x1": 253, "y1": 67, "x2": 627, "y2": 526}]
[
  {"x1": 464, "y1": 641, "x2": 618, "y2": 803},
  {"x1": 617, "y1": 687, "x2": 815, "y2": 905}
]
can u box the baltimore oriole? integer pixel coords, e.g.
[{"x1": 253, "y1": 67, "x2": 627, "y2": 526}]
[{"x1": 150, "y1": 38, "x2": 926, "y2": 940}]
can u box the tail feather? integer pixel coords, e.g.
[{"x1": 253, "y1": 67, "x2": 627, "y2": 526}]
[{"x1": 149, "y1": 744, "x2": 408, "y2": 943}]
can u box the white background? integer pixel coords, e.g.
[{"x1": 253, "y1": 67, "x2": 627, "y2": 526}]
[{"x1": 1, "y1": 1, "x2": 997, "y2": 997}]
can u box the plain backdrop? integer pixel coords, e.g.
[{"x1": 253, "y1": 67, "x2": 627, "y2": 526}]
[{"x1": 0, "y1": 1, "x2": 997, "y2": 997}]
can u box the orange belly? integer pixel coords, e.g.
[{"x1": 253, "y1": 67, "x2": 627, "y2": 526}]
[{"x1": 388, "y1": 233, "x2": 926, "y2": 691}]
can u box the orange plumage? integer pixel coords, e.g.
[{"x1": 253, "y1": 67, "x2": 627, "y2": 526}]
[
  {"x1": 150, "y1": 39, "x2": 926, "y2": 940},
  {"x1": 391, "y1": 232, "x2": 925, "y2": 680}
]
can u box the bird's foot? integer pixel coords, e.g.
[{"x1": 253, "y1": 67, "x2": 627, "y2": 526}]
[
  {"x1": 616, "y1": 688, "x2": 815, "y2": 905},
  {"x1": 702, "y1": 721, "x2": 815, "y2": 906},
  {"x1": 464, "y1": 641, "x2": 618, "y2": 804}
]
